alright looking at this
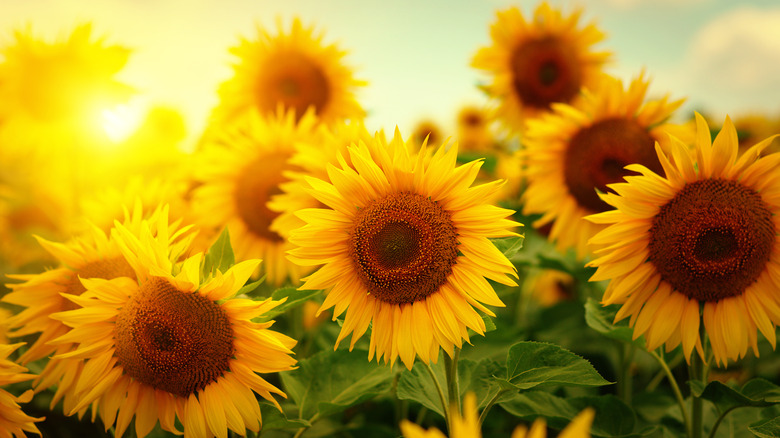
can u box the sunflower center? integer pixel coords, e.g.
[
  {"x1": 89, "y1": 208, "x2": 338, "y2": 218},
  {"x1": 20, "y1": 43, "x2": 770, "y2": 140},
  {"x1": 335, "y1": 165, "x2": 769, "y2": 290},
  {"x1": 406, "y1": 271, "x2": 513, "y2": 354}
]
[
  {"x1": 63, "y1": 257, "x2": 136, "y2": 309},
  {"x1": 649, "y1": 179, "x2": 775, "y2": 302},
  {"x1": 510, "y1": 37, "x2": 583, "y2": 110},
  {"x1": 114, "y1": 277, "x2": 234, "y2": 397},
  {"x1": 258, "y1": 52, "x2": 330, "y2": 119},
  {"x1": 564, "y1": 118, "x2": 660, "y2": 213},
  {"x1": 350, "y1": 192, "x2": 459, "y2": 304},
  {"x1": 234, "y1": 152, "x2": 293, "y2": 242}
]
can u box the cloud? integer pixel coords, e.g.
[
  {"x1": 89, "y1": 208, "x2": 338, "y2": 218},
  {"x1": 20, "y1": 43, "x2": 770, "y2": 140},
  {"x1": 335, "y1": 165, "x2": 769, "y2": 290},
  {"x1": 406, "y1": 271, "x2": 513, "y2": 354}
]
[{"x1": 680, "y1": 6, "x2": 780, "y2": 115}]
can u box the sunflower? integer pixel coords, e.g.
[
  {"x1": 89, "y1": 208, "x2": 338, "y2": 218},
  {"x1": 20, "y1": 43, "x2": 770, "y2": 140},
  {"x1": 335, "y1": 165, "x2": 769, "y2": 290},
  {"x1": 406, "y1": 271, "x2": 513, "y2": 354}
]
[
  {"x1": 400, "y1": 392, "x2": 594, "y2": 438},
  {"x1": 522, "y1": 73, "x2": 684, "y2": 259},
  {"x1": 472, "y1": 2, "x2": 610, "y2": 133},
  {"x1": 0, "y1": 23, "x2": 133, "y2": 136},
  {"x1": 2, "y1": 204, "x2": 193, "y2": 416},
  {"x1": 192, "y1": 109, "x2": 319, "y2": 285},
  {"x1": 49, "y1": 213, "x2": 297, "y2": 438},
  {"x1": 214, "y1": 17, "x2": 365, "y2": 127},
  {"x1": 288, "y1": 131, "x2": 520, "y2": 370},
  {"x1": 587, "y1": 113, "x2": 780, "y2": 366},
  {"x1": 456, "y1": 105, "x2": 494, "y2": 153},
  {"x1": 0, "y1": 343, "x2": 43, "y2": 437},
  {"x1": 524, "y1": 269, "x2": 575, "y2": 307},
  {"x1": 411, "y1": 119, "x2": 444, "y2": 147}
]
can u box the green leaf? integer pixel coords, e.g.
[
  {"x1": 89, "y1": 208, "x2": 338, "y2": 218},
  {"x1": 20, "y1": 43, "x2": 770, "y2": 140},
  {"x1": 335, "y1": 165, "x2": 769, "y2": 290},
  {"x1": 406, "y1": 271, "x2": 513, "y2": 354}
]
[
  {"x1": 500, "y1": 391, "x2": 649, "y2": 437},
  {"x1": 256, "y1": 287, "x2": 322, "y2": 322},
  {"x1": 491, "y1": 235, "x2": 525, "y2": 259},
  {"x1": 397, "y1": 361, "x2": 448, "y2": 417},
  {"x1": 689, "y1": 378, "x2": 780, "y2": 413},
  {"x1": 750, "y1": 416, "x2": 780, "y2": 438},
  {"x1": 202, "y1": 228, "x2": 235, "y2": 277},
  {"x1": 499, "y1": 341, "x2": 612, "y2": 390},
  {"x1": 258, "y1": 402, "x2": 310, "y2": 431},
  {"x1": 397, "y1": 357, "x2": 507, "y2": 418},
  {"x1": 280, "y1": 349, "x2": 395, "y2": 421},
  {"x1": 236, "y1": 278, "x2": 264, "y2": 297},
  {"x1": 584, "y1": 298, "x2": 645, "y2": 347},
  {"x1": 482, "y1": 315, "x2": 496, "y2": 333}
]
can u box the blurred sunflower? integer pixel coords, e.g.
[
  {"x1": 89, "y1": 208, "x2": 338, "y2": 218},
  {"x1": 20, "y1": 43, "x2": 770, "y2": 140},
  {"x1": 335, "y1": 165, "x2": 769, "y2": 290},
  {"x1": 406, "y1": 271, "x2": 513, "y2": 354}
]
[
  {"x1": 587, "y1": 114, "x2": 780, "y2": 365},
  {"x1": 2, "y1": 204, "x2": 193, "y2": 416},
  {"x1": 0, "y1": 343, "x2": 43, "y2": 437},
  {"x1": 400, "y1": 393, "x2": 594, "y2": 438},
  {"x1": 192, "y1": 109, "x2": 319, "y2": 285},
  {"x1": 411, "y1": 119, "x2": 444, "y2": 147},
  {"x1": 288, "y1": 131, "x2": 519, "y2": 370},
  {"x1": 0, "y1": 23, "x2": 133, "y2": 137},
  {"x1": 214, "y1": 17, "x2": 365, "y2": 126},
  {"x1": 731, "y1": 113, "x2": 780, "y2": 156},
  {"x1": 50, "y1": 214, "x2": 297, "y2": 438},
  {"x1": 456, "y1": 105, "x2": 494, "y2": 153},
  {"x1": 522, "y1": 73, "x2": 684, "y2": 258},
  {"x1": 472, "y1": 2, "x2": 610, "y2": 133},
  {"x1": 524, "y1": 269, "x2": 576, "y2": 306}
]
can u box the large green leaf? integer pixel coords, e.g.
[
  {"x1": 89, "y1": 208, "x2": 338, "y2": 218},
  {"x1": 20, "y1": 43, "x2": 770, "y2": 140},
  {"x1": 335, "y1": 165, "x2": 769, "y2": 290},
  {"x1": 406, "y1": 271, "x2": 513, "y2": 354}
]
[
  {"x1": 259, "y1": 402, "x2": 310, "y2": 431},
  {"x1": 690, "y1": 378, "x2": 780, "y2": 413},
  {"x1": 256, "y1": 286, "x2": 322, "y2": 322},
  {"x1": 202, "y1": 228, "x2": 235, "y2": 277},
  {"x1": 750, "y1": 416, "x2": 780, "y2": 438},
  {"x1": 397, "y1": 357, "x2": 507, "y2": 418},
  {"x1": 584, "y1": 298, "x2": 645, "y2": 347},
  {"x1": 497, "y1": 341, "x2": 611, "y2": 390},
  {"x1": 500, "y1": 391, "x2": 650, "y2": 437},
  {"x1": 280, "y1": 349, "x2": 395, "y2": 421}
]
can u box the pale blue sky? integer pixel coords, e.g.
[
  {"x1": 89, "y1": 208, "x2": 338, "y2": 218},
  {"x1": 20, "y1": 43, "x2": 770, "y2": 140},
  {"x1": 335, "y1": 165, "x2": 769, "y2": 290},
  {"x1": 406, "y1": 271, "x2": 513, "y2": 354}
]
[{"x1": 1, "y1": 0, "x2": 779, "y2": 146}]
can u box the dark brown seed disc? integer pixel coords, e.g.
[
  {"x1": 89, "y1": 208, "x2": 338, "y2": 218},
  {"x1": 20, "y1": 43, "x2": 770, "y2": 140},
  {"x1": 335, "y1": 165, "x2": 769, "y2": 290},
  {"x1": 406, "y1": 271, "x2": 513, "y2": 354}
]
[
  {"x1": 649, "y1": 179, "x2": 775, "y2": 301},
  {"x1": 114, "y1": 277, "x2": 234, "y2": 397},
  {"x1": 510, "y1": 37, "x2": 583, "y2": 110},
  {"x1": 563, "y1": 118, "x2": 660, "y2": 213},
  {"x1": 234, "y1": 152, "x2": 294, "y2": 242},
  {"x1": 350, "y1": 192, "x2": 459, "y2": 304},
  {"x1": 256, "y1": 52, "x2": 330, "y2": 119}
]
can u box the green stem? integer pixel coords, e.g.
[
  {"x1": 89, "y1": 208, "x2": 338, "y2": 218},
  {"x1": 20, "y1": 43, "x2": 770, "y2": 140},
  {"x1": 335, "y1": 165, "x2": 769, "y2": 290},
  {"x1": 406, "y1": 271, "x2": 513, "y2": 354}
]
[
  {"x1": 650, "y1": 350, "x2": 690, "y2": 437},
  {"x1": 415, "y1": 406, "x2": 429, "y2": 425},
  {"x1": 617, "y1": 343, "x2": 635, "y2": 403},
  {"x1": 690, "y1": 352, "x2": 703, "y2": 438},
  {"x1": 478, "y1": 388, "x2": 510, "y2": 427},
  {"x1": 423, "y1": 361, "x2": 450, "y2": 430},
  {"x1": 292, "y1": 413, "x2": 320, "y2": 438},
  {"x1": 444, "y1": 347, "x2": 461, "y2": 417},
  {"x1": 707, "y1": 407, "x2": 738, "y2": 438},
  {"x1": 647, "y1": 352, "x2": 684, "y2": 392}
]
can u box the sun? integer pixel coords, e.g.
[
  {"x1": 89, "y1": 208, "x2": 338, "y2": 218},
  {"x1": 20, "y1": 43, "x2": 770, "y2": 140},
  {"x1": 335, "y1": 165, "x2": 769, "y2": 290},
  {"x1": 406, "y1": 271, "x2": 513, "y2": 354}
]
[
  {"x1": 288, "y1": 130, "x2": 520, "y2": 369},
  {"x1": 213, "y1": 17, "x2": 366, "y2": 127},
  {"x1": 587, "y1": 113, "x2": 780, "y2": 365},
  {"x1": 472, "y1": 2, "x2": 610, "y2": 133},
  {"x1": 522, "y1": 72, "x2": 685, "y2": 259}
]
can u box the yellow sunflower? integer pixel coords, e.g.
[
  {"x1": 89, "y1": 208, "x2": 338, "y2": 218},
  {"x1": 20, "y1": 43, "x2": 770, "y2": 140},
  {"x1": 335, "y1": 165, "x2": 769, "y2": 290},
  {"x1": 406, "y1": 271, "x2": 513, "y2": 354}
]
[
  {"x1": 49, "y1": 213, "x2": 297, "y2": 438},
  {"x1": 411, "y1": 119, "x2": 445, "y2": 147},
  {"x1": 587, "y1": 113, "x2": 780, "y2": 366},
  {"x1": 400, "y1": 392, "x2": 594, "y2": 438},
  {"x1": 522, "y1": 73, "x2": 684, "y2": 259},
  {"x1": 731, "y1": 113, "x2": 780, "y2": 156},
  {"x1": 288, "y1": 131, "x2": 520, "y2": 370},
  {"x1": 214, "y1": 17, "x2": 365, "y2": 126},
  {"x1": 472, "y1": 2, "x2": 610, "y2": 132},
  {"x1": 0, "y1": 343, "x2": 43, "y2": 437},
  {"x1": 0, "y1": 23, "x2": 133, "y2": 136},
  {"x1": 456, "y1": 105, "x2": 495, "y2": 153},
  {"x1": 192, "y1": 109, "x2": 319, "y2": 285},
  {"x1": 2, "y1": 204, "x2": 193, "y2": 416}
]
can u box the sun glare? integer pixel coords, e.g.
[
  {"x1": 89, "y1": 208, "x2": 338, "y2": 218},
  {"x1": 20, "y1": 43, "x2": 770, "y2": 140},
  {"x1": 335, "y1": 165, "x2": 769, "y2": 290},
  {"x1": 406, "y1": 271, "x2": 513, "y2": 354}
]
[{"x1": 100, "y1": 101, "x2": 145, "y2": 144}]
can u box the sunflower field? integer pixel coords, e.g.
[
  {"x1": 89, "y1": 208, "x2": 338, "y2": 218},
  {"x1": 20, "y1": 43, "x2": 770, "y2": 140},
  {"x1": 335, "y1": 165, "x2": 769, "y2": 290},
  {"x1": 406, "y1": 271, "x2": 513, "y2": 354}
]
[{"x1": 2, "y1": 1, "x2": 780, "y2": 438}]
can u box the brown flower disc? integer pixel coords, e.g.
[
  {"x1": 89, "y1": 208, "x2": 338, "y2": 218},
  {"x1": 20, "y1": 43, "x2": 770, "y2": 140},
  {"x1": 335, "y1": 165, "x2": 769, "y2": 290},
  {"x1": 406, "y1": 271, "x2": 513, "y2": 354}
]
[
  {"x1": 63, "y1": 257, "x2": 135, "y2": 310},
  {"x1": 510, "y1": 37, "x2": 583, "y2": 110},
  {"x1": 350, "y1": 192, "x2": 459, "y2": 304},
  {"x1": 257, "y1": 52, "x2": 330, "y2": 119},
  {"x1": 649, "y1": 179, "x2": 775, "y2": 302},
  {"x1": 115, "y1": 277, "x2": 234, "y2": 397},
  {"x1": 234, "y1": 152, "x2": 294, "y2": 242},
  {"x1": 564, "y1": 118, "x2": 660, "y2": 213}
]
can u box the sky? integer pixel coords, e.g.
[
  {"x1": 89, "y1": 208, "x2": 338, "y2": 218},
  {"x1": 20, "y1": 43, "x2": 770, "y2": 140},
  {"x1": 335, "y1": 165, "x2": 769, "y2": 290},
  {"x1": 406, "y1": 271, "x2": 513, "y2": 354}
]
[{"x1": 1, "y1": 0, "x2": 779, "y2": 147}]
